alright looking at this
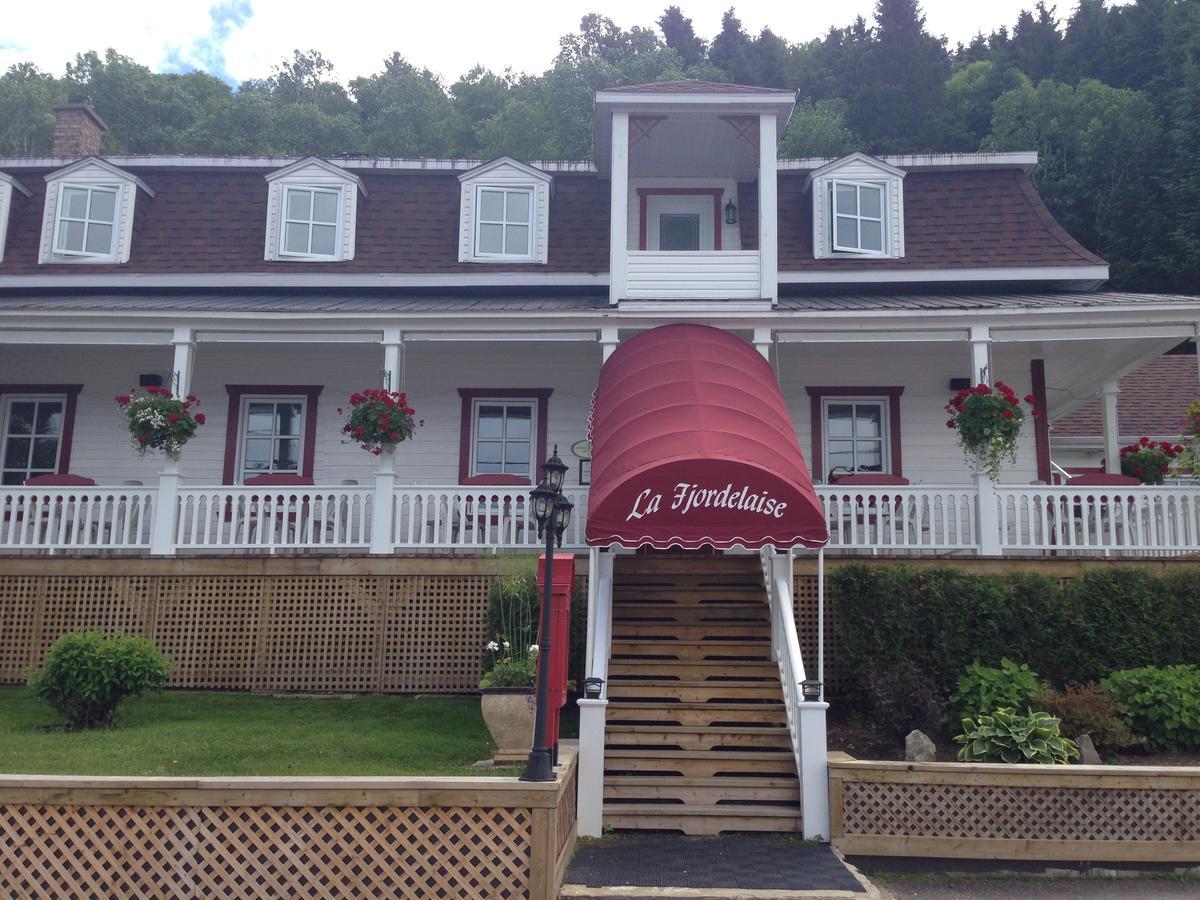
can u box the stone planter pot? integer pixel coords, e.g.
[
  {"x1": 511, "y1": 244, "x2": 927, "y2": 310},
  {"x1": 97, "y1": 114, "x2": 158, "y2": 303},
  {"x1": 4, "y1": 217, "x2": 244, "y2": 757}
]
[{"x1": 480, "y1": 688, "x2": 535, "y2": 764}]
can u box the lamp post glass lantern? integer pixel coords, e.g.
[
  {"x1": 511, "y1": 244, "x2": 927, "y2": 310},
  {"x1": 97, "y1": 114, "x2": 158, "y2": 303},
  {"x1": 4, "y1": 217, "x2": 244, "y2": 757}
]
[{"x1": 522, "y1": 447, "x2": 570, "y2": 782}]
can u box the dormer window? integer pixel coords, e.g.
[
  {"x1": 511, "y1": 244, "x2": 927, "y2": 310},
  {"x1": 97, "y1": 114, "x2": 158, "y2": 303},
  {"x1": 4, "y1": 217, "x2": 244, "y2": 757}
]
[
  {"x1": 264, "y1": 157, "x2": 364, "y2": 263},
  {"x1": 38, "y1": 158, "x2": 152, "y2": 265},
  {"x1": 807, "y1": 153, "x2": 905, "y2": 261},
  {"x1": 459, "y1": 158, "x2": 551, "y2": 265}
]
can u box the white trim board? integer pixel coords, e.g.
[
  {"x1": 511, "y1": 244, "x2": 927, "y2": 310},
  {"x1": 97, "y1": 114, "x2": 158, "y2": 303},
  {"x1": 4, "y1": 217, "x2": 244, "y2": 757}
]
[{"x1": 778, "y1": 265, "x2": 1109, "y2": 285}]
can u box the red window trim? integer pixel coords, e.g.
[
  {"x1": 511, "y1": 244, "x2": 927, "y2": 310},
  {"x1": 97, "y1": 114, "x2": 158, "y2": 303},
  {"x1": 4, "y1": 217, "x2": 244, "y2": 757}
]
[
  {"x1": 805, "y1": 386, "x2": 904, "y2": 482},
  {"x1": 458, "y1": 388, "x2": 552, "y2": 486},
  {"x1": 637, "y1": 187, "x2": 724, "y2": 251},
  {"x1": 222, "y1": 385, "x2": 323, "y2": 485},
  {"x1": 0, "y1": 384, "x2": 83, "y2": 476},
  {"x1": 1031, "y1": 359, "x2": 1052, "y2": 484}
]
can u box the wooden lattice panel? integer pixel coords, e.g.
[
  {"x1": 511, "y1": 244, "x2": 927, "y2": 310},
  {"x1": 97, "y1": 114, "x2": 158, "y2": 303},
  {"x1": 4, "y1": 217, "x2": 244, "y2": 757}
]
[
  {"x1": 556, "y1": 762, "x2": 578, "y2": 860},
  {"x1": 840, "y1": 782, "x2": 1200, "y2": 842},
  {"x1": 32, "y1": 576, "x2": 154, "y2": 667},
  {"x1": 0, "y1": 576, "x2": 39, "y2": 681},
  {"x1": 255, "y1": 577, "x2": 385, "y2": 693},
  {"x1": 153, "y1": 576, "x2": 263, "y2": 690},
  {"x1": 793, "y1": 574, "x2": 840, "y2": 693},
  {"x1": 0, "y1": 803, "x2": 533, "y2": 898},
  {"x1": 382, "y1": 575, "x2": 492, "y2": 693}
]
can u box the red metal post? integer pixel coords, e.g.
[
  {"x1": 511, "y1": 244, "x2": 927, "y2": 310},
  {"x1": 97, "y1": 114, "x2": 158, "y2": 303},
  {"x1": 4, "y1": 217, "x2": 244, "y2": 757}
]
[{"x1": 537, "y1": 553, "x2": 575, "y2": 759}]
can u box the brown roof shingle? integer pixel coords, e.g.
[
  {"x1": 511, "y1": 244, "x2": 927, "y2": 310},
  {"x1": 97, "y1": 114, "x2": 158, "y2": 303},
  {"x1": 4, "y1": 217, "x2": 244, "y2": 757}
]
[{"x1": 1053, "y1": 355, "x2": 1199, "y2": 439}]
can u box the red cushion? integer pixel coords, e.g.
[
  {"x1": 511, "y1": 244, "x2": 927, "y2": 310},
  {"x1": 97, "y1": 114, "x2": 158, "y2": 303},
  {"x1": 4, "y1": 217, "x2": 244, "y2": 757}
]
[
  {"x1": 23, "y1": 473, "x2": 96, "y2": 486},
  {"x1": 243, "y1": 474, "x2": 314, "y2": 486},
  {"x1": 830, "y1": 473, "x2": 911, "y2": 486}
]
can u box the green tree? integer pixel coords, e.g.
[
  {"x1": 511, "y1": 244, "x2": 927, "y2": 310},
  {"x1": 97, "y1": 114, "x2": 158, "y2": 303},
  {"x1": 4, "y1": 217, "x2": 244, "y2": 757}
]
[
  {"x1": 1010, "y1": 3, "x2": 1061, "y2": 82},
  {"x1": 944, "y1": 60, "x2": 1029, "y2": 149},
  {"x1": 0, "y1": 63, "x2": 62, "y2": 156},
  {"x1": 657, "y1": 6, "x2": 707, "y2": 69},
  {"x1": 351, "y1": 54, "x2": 461, "y2": 157},
  {"x1": 778, "y1": 99, "x2": 860, "y2": 157}
]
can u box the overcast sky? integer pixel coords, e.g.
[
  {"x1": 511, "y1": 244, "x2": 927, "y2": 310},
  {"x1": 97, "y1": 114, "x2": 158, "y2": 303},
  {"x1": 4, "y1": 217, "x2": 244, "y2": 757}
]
[{"x1": 2, "y1": 0, "x2": 1099, "y2": 87}]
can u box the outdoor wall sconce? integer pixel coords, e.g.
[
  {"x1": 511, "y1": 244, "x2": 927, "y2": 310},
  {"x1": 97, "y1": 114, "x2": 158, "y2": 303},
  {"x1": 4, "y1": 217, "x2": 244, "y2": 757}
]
[
  {"x1": 724, "y1": 199, "x2": 738, "y2": 225},
  {"x1": 583, "y1": 677, "x2": 604, "y2": 699},
  {"x1": 138, "y1": 373, "x2": 163, "y2": 388},
  {"x1": 801, "y1": 679, "x2": 823, "y2": 702}
]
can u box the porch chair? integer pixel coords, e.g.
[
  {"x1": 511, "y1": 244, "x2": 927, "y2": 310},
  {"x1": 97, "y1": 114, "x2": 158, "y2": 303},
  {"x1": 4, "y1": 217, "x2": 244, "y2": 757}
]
[
  {"x1": 827, "y1": 472, "x2": 915, "y2": 551},
  {"x1": 8, "y1": 474, "x2": 99, "y2": 548},
  {"x1": 242, "y1": 473, "x2": 316, "y2": 546}
]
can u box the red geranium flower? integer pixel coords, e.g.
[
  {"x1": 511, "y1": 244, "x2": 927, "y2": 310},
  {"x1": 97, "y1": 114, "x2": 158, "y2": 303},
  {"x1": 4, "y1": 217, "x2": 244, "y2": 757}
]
[
  {"x1": 168, "y1": 413, "x2": 180, "y2": 424},
  {"x1": 946, "y1": 419, "x2": 956, "y2": 428},
  {"x1": 137, "y1": 434, "x2": 149, "y2": 444},
  {"x1": 194, "y1": 413, "x2": 206, "y2": 425},
  {"x1": 1003, "y1": 409, "x2": 1014, "y2": 419},
  {"x1": 389, "y1": 431, "x2": 399, "y2": 441}
]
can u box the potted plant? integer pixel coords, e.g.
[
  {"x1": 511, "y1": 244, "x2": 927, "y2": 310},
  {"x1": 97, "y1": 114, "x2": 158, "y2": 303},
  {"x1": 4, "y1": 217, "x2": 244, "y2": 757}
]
[
  {"x1": 1119, "y1": 437, "x2": 1183, "y2": 485},
  {"x1": 338, "y1": 389, "x2": 421, "y2": 456},
  {"x1": 478, "y1": 567, "x2": 539, "y2": 763},
  {"x1": 115, "y1": 387, "x2": 205, "y2": 459},
  {"x1": 944, "y1": 381, "x2": 1039, "y2": 480}
]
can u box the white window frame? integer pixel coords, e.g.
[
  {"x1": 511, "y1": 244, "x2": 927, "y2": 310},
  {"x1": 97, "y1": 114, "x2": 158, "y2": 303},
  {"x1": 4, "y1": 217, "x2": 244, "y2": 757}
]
[
  {"x1": 472, "y1": 185, "x2": 536, "y2": 261},
  {"x1": 1, "y1": 394, "x2": 66, "y2": 485},
  {"x1": 236, "y1": 396, "x2": 308, "y2": 484},
  {"x1": 822, "y1": 397, "x2": 891, "y2": 475},
  {"x1": 830, "y1": 179, "x2": 888, "y2": 257},
  {"x1": 52, "y1": 183, "x2": 119, "y2": 259},
  {"x1": 469, "y1": 398, "x2": 537, "y2": 479},
  {"x1": 278, "y1": 185, "x2": 343, "y2": 260},
  {"x1": 645, "y1": 195, "x2": 715, "y2": 252}
]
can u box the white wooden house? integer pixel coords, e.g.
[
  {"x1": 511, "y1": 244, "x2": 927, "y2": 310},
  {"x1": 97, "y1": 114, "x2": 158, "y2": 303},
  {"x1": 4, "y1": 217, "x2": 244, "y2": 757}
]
[{"x1": 3, "y1": 82, "x2": 1200, "y2": 838}]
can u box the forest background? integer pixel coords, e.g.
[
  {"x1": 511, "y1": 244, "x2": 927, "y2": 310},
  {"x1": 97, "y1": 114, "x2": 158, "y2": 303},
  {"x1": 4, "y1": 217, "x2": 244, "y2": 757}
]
[{"x1": 1, "y1": 0, "x2": 1196, "y2": 290}]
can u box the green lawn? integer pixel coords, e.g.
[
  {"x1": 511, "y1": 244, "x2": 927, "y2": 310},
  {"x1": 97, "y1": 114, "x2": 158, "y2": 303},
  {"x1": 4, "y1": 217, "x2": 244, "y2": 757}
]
[{"x1": 0, "y1": 686, "x2": 513, "y2": 777}]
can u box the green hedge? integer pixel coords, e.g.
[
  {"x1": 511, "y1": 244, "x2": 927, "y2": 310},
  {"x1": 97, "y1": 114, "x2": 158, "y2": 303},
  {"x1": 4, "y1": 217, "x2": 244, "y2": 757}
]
[{"x1": 831, "y1": 564, "x2": 1200, "y2": 706}]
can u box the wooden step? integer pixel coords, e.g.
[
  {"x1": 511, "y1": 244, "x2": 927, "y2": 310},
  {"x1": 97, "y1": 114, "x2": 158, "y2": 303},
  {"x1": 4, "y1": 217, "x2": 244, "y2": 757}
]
[
  {"x1": 604, "y1": 776, "x2": 800, "y2": 805},
  {"x1": 610, "y1": 640, "x2": 772, "y2": 661},
  {"x1": 611, "y1": 623, "x2": 770, "y2": 640},
  {"x1": 613, "y1": 587, "x2": 767, "y2": 601},
  {"x1": 604, "y1": 749, "x2": 797, "y2": 778},
  {"x1": 615, "y1": 557, "x2": 761, "y2": 573},
  {"x1": 602, "y1": 803, "x2": 803, "y2": 836},
  {"x1": 612, "y1": 603, "x2": 769, "y2": 621},
  {"x1": 608, "y1": 660, "x2": 778, "y2": 680},
  {"x1": 605, "y1": 726, "x2": 792, "y2": 751},
  {"x1": 606, "y1": 702, "x2": 786, "y2": 727},
  {"x1": 605, "y1": 680, "x2": 782, "y2": 703}
]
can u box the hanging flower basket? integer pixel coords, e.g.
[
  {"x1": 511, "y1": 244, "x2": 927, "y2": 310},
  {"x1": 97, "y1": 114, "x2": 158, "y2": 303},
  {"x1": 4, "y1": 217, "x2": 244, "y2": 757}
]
[
  {"x1": 115, "y1": 387, "x2": 205, "y2": 460},
  {"x1": 1120, "y1": 437, "x2": 1182, "y2": 485},
  {"x1": 339, "y1": 389, "x2": 422, "y2": 456},
  {"x1": 944, "y1": 382, "x2": 1038, "y2": 480}
]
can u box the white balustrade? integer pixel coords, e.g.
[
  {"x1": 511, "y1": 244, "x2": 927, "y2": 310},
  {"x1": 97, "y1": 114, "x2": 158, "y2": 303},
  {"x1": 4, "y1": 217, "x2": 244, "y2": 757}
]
[
  {"x1": 816, "y1": 485, "x2": 978, "y2": 552},
  {"x1": 173, "y1": 487, "x2": 374, "y2": 550},
  {"x1": 0, "y1": 488, "x2": 155, "y2": 550},
  {"x1": 392, "y1": 487, "x2": 589, "y2": 551}
]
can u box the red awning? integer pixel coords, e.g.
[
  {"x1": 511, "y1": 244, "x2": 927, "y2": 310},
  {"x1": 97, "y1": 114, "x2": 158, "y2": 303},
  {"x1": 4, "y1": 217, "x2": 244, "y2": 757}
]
[{"x1": 585, "y1": 324, "x2": 829, "y2": 550}]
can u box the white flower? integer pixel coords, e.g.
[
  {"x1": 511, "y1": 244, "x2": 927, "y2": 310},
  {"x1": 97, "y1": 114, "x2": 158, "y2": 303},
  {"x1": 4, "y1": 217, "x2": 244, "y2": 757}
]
[
  {"x1": 485, "y1": 640, "x2": 499, "y2": 652},
  {"x1": 502, "y1": 640, "x2": 511, "y2": 649},
  {"x1": 529, "y1": 644, "x2": 539, "y2": 654}
]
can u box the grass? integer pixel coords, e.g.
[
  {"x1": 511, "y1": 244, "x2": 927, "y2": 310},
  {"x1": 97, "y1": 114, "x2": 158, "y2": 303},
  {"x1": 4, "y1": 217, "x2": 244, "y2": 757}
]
[{"x1": 0, "y1": 686, "x2": 516, "y2": 777}]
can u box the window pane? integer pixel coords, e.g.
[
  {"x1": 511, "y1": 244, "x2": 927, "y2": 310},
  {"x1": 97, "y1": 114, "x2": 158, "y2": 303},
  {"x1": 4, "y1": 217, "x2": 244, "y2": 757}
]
[
  {"x1": 477, "y1": 406, "x2": 504, "y2": 438},
  {"x1": 479, "y1": 190, "x2": 505, "y2": 221},
  {"x1": 855, "y1": 405, "x2": 882, "y2": 438},
  {"x1": 504, "y1": 225, "x2": 529, "y2": 255},
  {"x1": 243, "y1": 438, "x2": 272, "y2": 471},
  {"x1": 284, "y1": 222, "x2": 310, "y2": 253},
  {"x1": 505, "y1": 406, "x2": 532, "y2": 438},
  {"x1": 312, "y1": 191, "x2": 338, "y2": 223},
  {"x1": 835, "y1": 182, "x2": 857, "y2": 215},
  {"x1": 478, "y1": 223, "x2": 503, "y2": 254},
  {"x1": 827, "y1": 404, "x2": 854, "y2": 438},
  {"x1": 7, "y1": 402, "x2": 35, "y2": 435},
  {"x1": 34, "y1": 402, "x2": 62, "y2": 435},
  {"x1": 310, "y1": 224, "x2": 336, "y2": 256},
  {"x1": 856, "y1": 440, "x2": 883, "y2": 471},
  {"x1": 827, "y1": 440, "x2": 854, "y2": 471},
  {"x1": 476, "y1": 441, "x2": 502, "y2": 468},
  {"x1": 504, "y1": 442, "x2": 530, "y2": 473},
  {"x1": 4, "y1": 437, "x2": 30, "y2": 469},
  {"x1": 860, "y1": 186, "x2": 882, "y2": 219},
  {"x1": 506, "y1": 191, "x2": 530, "y2": 224},
  {"x1": 58, "y1": 219, "x2": 84, "y2": 252},
  {"x1": 286, "y1": 189, "x2": 311, "y2": 220},
  {"x1": 246, "y1": 403, "x2": 275, "y2": 435},
  {"x1": 835, "y1": 216, "x2": 858, "y2": 249},
  {"x1": 659, "y1": 214, "x2": 700, "y2": 251},
  {"x1": 31, "y1": 437, "x2": 58, "y2": 469},
  {"x1": 860, "y1": 219, "x2": 883, "y2": 252},
  {"x1": 84, "y1": 223, "x2": 113, "y2": 254},
  {"x1": 2, "y1": 471, "x2": 25, "y2": 486},
  {"x1": 274, "y1": 439, "x2": 300, "y2": 471},
  {"x1": 88, "y1": 189, "x2": 116, "y2": 223},
  {"x1": 275, "y1": 403, "x2": 303, "y2": 436},
  {"x1": 63, "y1": 188, "x2": 88, "y2": 219}
]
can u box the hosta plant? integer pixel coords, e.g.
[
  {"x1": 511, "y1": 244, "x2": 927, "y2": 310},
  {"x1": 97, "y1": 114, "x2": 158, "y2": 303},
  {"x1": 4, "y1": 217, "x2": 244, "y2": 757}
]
[
  {"x1": 1101, "y1": 665, "x2": 1200, "y2": 752},
  {"x1": 955, "y1": 707, "x2": 1080, "y2": 765},
  {"x1": 339, "y1": 389, "x2": 421, "y2": 456},
  {"x1": 1119, "y1": 437, "x2": 1182, "y2": 485},
  {"x1": 115, "y1": 386, "x2": 205, "y2": 460},
  {"x1": 944, "y1": 382, "x2": 1039, "y2": 480},
  {"x1": 946, "y1": 658, "x2": 1046, "y2": 726}
]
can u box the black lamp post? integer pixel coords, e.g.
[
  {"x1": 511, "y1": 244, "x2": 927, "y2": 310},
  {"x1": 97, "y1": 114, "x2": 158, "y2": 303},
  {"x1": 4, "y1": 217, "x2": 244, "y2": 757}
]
[{"x1": 521, "y1": 446, "x2": 573, "y2": 782}]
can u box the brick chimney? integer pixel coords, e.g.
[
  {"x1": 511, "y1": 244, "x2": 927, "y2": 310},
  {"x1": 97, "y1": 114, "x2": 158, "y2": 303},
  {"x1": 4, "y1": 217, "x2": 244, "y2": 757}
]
[{"x1": 52, "y1": 96, "x2": 107, "y2": 157}]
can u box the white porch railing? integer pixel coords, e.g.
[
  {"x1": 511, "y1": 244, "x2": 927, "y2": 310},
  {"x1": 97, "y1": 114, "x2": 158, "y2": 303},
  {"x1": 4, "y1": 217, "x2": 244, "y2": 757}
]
[
  {"x1": 392, "y1": 487, "x2": 589, "y2": 551},
  {"x1": 0, "y1": 488, "x2": 155, "y2": 550},
  {"x1": 174, "y1": 487, "x2": 375, "y2": 551},
  {"x1": 625, "y1": 250, "x2": 761, "y2": 300},
  {"x1": 817, "y1": 485, "x2": 978, "y2": 552}
]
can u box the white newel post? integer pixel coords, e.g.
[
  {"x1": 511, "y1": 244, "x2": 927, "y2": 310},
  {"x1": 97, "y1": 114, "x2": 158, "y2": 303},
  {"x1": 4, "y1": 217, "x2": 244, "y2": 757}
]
[
  {"x1": 577, "y1": 548, "x2": 613, "y2": 837},
  {"x1": 1102, "y1": 379, "x2": 1121, "y2": 474},
  {"x1": 369, "y1": 329, "x2": 403, "y2": 554},
  {"x1": 600, "y1": 326, "x2": 619, "y2": 363},
  {"x1": 609, "y1": 112, "x2": 629, "y2": 306},
  {"x1": 798, "y1": 700, "x2": 831, "y2": 840},
  {"x1": 150, "y1": 327, "x2": 194, "y2": 555},
  {"x1": 758, "y1": 112, "x2": 778, "y2": 303}
]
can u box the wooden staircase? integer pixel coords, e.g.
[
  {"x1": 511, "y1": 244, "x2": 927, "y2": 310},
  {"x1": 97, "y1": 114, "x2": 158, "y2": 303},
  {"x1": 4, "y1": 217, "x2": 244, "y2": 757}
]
[{"x1": 602, "y1": 555, "x2": 802, "y2": 835}]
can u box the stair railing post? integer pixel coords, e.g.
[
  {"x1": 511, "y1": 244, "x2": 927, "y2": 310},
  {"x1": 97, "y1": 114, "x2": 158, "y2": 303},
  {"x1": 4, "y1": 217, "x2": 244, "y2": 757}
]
[
  {"x1": 577, "y1": 548, "x2": 613, "y2": 837},
  {"x1": 798, "y1": 699, "x2": 830, "y2": 840}
]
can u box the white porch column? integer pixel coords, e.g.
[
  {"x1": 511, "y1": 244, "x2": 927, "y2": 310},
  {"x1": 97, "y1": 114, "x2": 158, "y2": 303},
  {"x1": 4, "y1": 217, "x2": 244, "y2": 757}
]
[
  {"x1": 757, "y1": 112, "x2": 778, "y2": 303},
  {"x1": 370, "y1": 328, "x2": 403, "y2": 554},
  {"x1": 1102, "y1": 379, "x2": 1121, "y2": 474},
  {"x1": 968, "y1": 326, "x2": 1001, "y2": 554},
  {"x1": 753, "y1": 327, "x2": 772, "y2": 361},
  {"x1": 969, "y1": 325, "x2": 991, "y2": 385},
  {"x1": 150, "y1": 327, "x2": 195, "y2": 556},
  {"x1": 577, "y1": 548, "x2": 614, "y2": 837},
  {"x1": 600, "y1": 326, "x2": 619, "y2": 363},
  {"x1": 798, "y1": 701, "x2": 831, "y2": 840},
  {"x1": 609, "y1": 112, "x2": 629, "y2": 306}
]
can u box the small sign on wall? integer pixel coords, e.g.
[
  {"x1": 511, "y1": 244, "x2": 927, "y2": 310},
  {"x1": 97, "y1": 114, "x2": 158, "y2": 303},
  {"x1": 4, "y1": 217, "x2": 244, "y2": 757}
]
[{"x1": 579, "y1": 459, "x2": 591, "y2": 486}]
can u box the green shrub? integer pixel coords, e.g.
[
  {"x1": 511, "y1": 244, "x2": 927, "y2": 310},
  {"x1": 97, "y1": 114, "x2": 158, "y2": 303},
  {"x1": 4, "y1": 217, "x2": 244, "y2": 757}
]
[
  {"x1": 1030, "y1": 683, "x2": 1138, "y2": 752},
  {"x1": 955, "y1": 708, "x2": 1079, "y2": 765},
  {"x1": 946, "y1": 659, "x2": 1045, "y2": 725},
  {"x1": 1101, "y1": 665, "x2": 1200, "y2": 752},
  {"x1": 27, "y1": 631, "x2": 171, "y2": 728},
  {"x1": 867, "y1": 666, "x2": 946, "y2": 739}
]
